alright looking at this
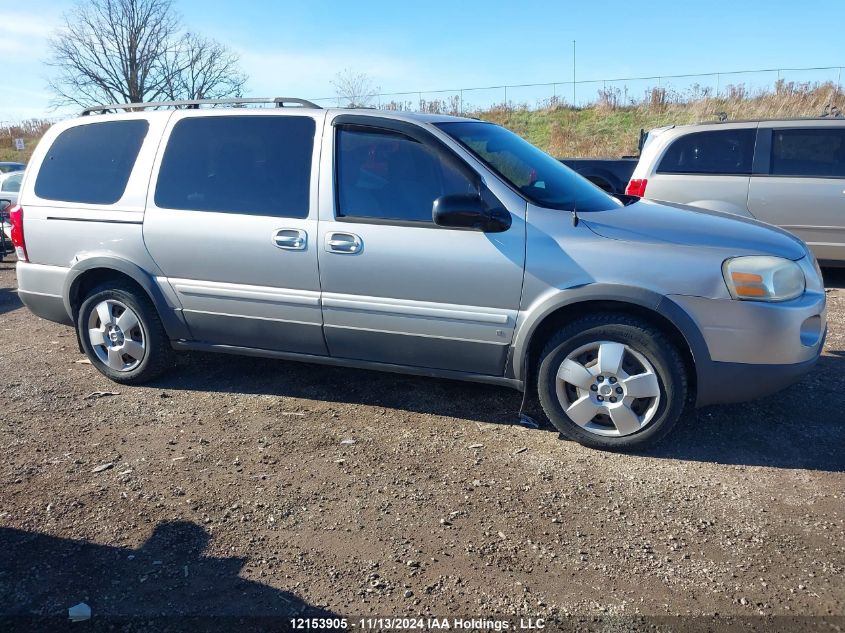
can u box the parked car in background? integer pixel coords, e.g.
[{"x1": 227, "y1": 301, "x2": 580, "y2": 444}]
[
  {"x1": 559, "y1": 130, "x2": 647, "y2": 194},
  {"x1": 0, "y1": 170, "x2": 23, "y2": 206},
  {"x1": 627, "y1": 118, "x2": 845, "y2": 265},
  {"x1": 559, "y1": 156, "x2": 638, "y2": 194},
  {"x1": 10, "y1": 98, "x2": 826, "y2": 451},
  {"x1": 0, "y1": 171, "x2": 23, "y2": 248},
  {"x1": 0, "y1": 162, "x2": 25, "y2": 174}
]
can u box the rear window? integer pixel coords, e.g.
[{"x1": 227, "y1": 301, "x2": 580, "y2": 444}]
[
  {"x1": 658, "y1": 129, "x2": 756, "y2": 175},
  {"x1": 154, "y1": 116, "x2": 315, "y2": 218},
  {"x1": 770, "y1": 128, "x2": 845, "y2": 178},
  {"x1": 35, "y1": 120, "x2": 148, "y2": 204}
]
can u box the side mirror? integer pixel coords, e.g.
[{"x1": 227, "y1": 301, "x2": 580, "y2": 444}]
[{"x1": 432, "y1": 194, "x2": 511, "y2": 233}]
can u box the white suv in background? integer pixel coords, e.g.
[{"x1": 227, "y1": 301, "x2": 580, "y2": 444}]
[{"x1": 627, "y1": 118, "x2": 845, "y2": 265}]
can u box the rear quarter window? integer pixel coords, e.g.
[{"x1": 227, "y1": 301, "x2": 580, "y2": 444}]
[
  {"x1": 657, "y1": 128, "x2": 756, "y2": 175},
  {"x1": 35, "y1": 120, "x2": 148, "y2": 204},
  {"x1": 154, "y1": 115, "x2": 315, "y2": 218}
]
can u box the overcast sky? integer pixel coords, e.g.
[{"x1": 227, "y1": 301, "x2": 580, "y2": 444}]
[{"x1": 1, "y1": 0, "x2": 842, "y2": 121}]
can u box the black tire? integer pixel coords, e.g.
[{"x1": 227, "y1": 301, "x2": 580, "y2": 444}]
[
  {"x1": 536, "y1": 313, "x2": 688, "y2": 451},
  {"x1": 77, "y1": 281, "x2": 174, "y2": 385}
]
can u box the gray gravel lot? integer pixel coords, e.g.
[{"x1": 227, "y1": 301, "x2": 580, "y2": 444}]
[{"x1": 0, "y1": 259, "x2": 843, "y2": 629}]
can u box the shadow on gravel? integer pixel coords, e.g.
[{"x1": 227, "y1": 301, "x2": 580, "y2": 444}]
[
  {"x1": 156, "y1": 352, "x2": 527, "y2": 427},
  {"x1": 822, "y1": 267, "x2": 845, "y2": 288},
  {"x1": 644, "y1": 352, "x2": 845, "y2": 473},
  {"x1": 0, "y1": 521, "x2": 338, "y2": 632},
  {"x1": 158, "y1": 347, "x2": 845, "y2": 472},
  {"x1": 0, "y1": 286, "x2": 22, "y2": 316}
]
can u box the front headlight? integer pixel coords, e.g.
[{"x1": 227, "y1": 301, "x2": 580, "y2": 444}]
[{"x1": 723, "y1": 256, "x2": 805, "y2": 302}]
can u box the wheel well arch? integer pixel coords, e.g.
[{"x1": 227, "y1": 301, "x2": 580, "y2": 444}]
[
  {"x1": 68, "y1": 268, "x2": 149, "y2": 316},
  {"x1": 519, "y1": 299, "x2": 697, "y2": 400},
  {"x1": 63, "y1": 260, "x2": 191, "y2": 341}
]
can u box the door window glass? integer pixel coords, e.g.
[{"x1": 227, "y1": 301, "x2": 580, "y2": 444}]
[
  {"x1": 770, "y1": 128, "x2": 845, "y2": 178},
  {"x1": 335, "y1": 126, "x2": 477, "y2": 222}
]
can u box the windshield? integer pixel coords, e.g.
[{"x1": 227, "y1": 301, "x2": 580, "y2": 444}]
[
  {"x1": 436, "y1": 121, "x2": 622, "y2": 212},
  {"x1": 1, "y1": 173, "x2": 22, "y2": 192}
]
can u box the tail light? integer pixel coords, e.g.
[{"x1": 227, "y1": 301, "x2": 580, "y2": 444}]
[
  {"x1": 625, "y1": 178, "x2": 648, "y2": 197},
  {"x1": 8, "y1": 205, "x2": 27, "y2": 261}
]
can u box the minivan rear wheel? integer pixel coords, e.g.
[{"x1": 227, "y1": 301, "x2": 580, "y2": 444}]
[
  {"x1": 77, "y1": 282, "x2": 174, "y2": 384},
  {"x1": 536, "y1": 313, "x2": 688, "y2": 450}
]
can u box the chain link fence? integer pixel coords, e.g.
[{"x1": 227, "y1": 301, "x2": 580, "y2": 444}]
[{"x1": 307, "y1": 66, "x2": 845, "y2": 115}]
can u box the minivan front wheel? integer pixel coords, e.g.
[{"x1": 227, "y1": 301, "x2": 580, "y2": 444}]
[
  {"x1": 77, "y1": 282, "x2": 174, "y2": 384},
  {"x1": 537, "y1": 313, "x2": 688, "y2": 450}
]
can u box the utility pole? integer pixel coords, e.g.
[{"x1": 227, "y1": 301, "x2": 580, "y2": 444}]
[{"x1": 572, "y1": 40, "x2": 576, "y2": 107}]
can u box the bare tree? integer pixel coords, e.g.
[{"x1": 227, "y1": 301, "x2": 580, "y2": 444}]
[
  {"x1": 160, "y1": 33, "x2": 247, "y2": 101},
  {"x1": 331, "y1": 69, "x2": 380, "y2": 108},
  {"x1": 47, "y1": 0, "x2": 247, "y2": 108}
]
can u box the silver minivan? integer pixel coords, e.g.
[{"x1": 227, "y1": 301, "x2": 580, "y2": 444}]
[
  {"x1": 10, "y1": 98, "x2": 827, "y2": 450},
  {"x1": 628, "y1": 118, "x2": 845, "y2": 264}
]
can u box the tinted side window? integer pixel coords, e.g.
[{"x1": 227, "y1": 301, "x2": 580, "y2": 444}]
[
  {"x1": 770, "y1": 128, "x2": 845, "y2": 178},
  {"x1": 336, "y1": 126, "x2": 477, "y2": 222},
  {"x1": 658, "y1": 129, "x2": 755, "y2": 175},
  {"x1": 35, "y1": 120, "x2": 148, "y2": 204},
  {"x1": 155, "y1": 116, "x2": 315, "y2": 218}
]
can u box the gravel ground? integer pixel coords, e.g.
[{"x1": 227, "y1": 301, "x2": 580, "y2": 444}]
[{"x1": 0, "y1": 259, "x2": 843, "y2": 630}]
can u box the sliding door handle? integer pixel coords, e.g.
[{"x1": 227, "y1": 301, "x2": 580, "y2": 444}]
[
  {"x1": 325, "y1": 232, "x2": 363, "y2": 254},
  {"x1": 273, "y1": 228, "x2": 307, "y2": 250}
]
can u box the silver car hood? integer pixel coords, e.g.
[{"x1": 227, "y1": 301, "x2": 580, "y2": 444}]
[{"x1": 579, "y1": 198, "x2": 806, "y2": 260}]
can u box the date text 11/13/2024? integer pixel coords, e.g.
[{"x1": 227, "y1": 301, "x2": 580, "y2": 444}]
[{"x1": 290, "y1": 617, "x2": 547, "y2": 630}]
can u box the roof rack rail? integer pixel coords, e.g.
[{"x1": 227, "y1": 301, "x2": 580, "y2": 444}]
[
  {"x1": 80, "y1": 97, "x2": 321, "y2": 116},
  {"x1": 692, "y1": 114, "x2": 845, "y2": 126}
]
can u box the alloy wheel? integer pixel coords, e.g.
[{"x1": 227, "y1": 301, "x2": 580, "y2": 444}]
[
  {"x1": 555, "y1": 340, "x2": 661, "y2": 437},
  {"x1": 86, "y1": 299, "x2": 146, "y2": 372}
]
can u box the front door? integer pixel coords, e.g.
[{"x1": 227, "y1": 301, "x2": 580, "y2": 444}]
[
  {"x1": 144, "y1": 111, "x2": 327, "y2": 355},
  {"x1": 748, "y1": 125, "x2": 845, "y2": 263},
  {"x1": 316, "y1": 115, "x2": 525, "y2": 376}
]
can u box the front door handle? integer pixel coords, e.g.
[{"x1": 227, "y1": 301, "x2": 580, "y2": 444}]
[
  {"x1": 325, "y1": 231, "x2": 363, "y2": 254},
  {"x1": 273, "y1": 228, "x2": 307, "y2": 250}
]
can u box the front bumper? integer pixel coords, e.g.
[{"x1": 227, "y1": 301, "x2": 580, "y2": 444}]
[
  {"x1": 694, "y1": 336, "x2": 825, "y2": 406},
  {"x1": 670, "y1": 291, "x2": 826, "y2": 406}
]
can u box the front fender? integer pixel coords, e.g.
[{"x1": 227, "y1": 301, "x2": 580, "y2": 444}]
[{"x1": 509, "y1": 283, "x2": 711, "y2": 385}]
